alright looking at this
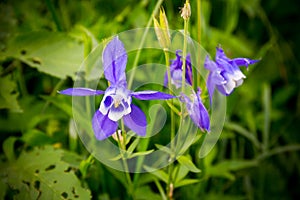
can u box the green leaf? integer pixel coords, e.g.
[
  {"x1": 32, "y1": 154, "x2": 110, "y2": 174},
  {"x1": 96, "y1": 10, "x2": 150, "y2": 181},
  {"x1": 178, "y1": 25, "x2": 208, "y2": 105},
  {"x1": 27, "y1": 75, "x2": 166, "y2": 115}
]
[
  {"x1": 0, "y1": 146, "x2": 91, "y2": 199},
  {"x1": 174, "y1": 179, "x2": 200, "y2": 188},
  {"x1": 206, "y1": 160, "x2": 258, "y2": 180},
  {"x1": 21, "y1": 129, "x2": 54, "y2": 147},
  {"x1": 104, "y1": 167, "x2": 127, "y2": 189},
  {"x1": 127, "y1": 138, "x2": 140, "y2": 154},
  {"x1": 2, "y1": 136, "x2": 18, "y2": 161},
  {"x1": 2, "y1": 31, "x2": 84, "y2": 80},
  {"x1": 143, "y1": 166, "x2": 168, "y2": 183},
  {"x1": 127, "y1": 149, "x2": 154, "y2": 159},
  {"x1": 0, "y1": 178, "x2": 7, "y2": 200},
  {"x1": 155, "y1": 144, "x2": 173, "y2": 155},
  {"x1": 40, "y1": 95, "x2": 73, "y2": 116},
  {"x1": 40, "y1": 95, "x2": 92, "y2": 134},
  {"x1": 134, "y1": 186, "x2": 162, "y2": 200},
  {"x1": 225, "y1": 122, "x2": 261, "y2": 149},
  {"x1": 224, "y1": 0, "x2": 240, "y2": 34},
  {"x1": 177, "y1": 155, "x2": 201, "y2": 173},
  {"x1": 0, "y1": 75, "x2": 22, "y2": 112},
  {"x1": 173, "y1": 165, "x2": 189, "y2": 183}
]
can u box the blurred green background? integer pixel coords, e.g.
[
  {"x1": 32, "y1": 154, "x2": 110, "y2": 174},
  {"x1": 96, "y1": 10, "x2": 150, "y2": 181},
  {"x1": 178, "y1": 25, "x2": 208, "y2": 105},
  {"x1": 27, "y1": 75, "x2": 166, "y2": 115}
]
[{"x1": 0, "y1": 0, "x2": 299, "y2": 199}]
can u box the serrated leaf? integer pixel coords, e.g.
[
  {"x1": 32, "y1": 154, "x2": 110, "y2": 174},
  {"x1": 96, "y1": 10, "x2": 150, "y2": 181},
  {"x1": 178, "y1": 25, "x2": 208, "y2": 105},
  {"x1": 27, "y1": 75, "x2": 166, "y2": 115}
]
[
  {"x1": 177, "y1": 155, "x2": 201, "y2": 173},
  {"x1": 0, "y1": 146, "x2": 91, "y2": 200},
  {"x1": 2, "y1": 31, "x2": 84, "y2": 80},
  {"x1": 0, "y1": 75, "x2": 22, "y2": 112}
]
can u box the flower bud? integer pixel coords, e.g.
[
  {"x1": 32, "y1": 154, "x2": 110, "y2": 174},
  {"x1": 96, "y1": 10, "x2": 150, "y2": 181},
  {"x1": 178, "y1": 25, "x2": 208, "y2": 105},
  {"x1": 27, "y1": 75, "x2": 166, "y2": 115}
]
[
  {"x1": 180, "y1": 2, "x2": 191, "y2": 20},
  {"x1": 154, "y1": 8, "x2": 171, "y2": 50},
  {"x1": 112, "y1": 130, "x2": 123, "y2": 143}
]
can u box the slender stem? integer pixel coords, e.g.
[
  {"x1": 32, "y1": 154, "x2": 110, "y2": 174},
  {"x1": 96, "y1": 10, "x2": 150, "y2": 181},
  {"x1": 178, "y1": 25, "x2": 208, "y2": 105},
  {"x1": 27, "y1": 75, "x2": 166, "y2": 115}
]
[
  {"x1": 197, "y1": 0, "x2": 201, "y2": 87},
  {"x1": 164, "y1": 49, "x2": 175, "y2": 200},
  {"x1": 164, "y1": 50, "x2": 175, "y2": 152},
  {"x1": 17, "y1": 63, "x2": 28, "y2": 96},
  {"x1": 181, "y1": 18, "x2": 189, "y2": 93},
  {"x1": 118, "y1": 119, "x2": 133, "y2": 197},
  {"x1": 167, "y1": 163, "x2": 174, "y2": 200},
  {"x1": 41, "y1": 79, "x2": 65, "y2": 113},
  {"x1": 127, "y1": 0, "x2": 164, "y2": 89},
  {"x1": 45, "y1": 0, "x2": 63, "y2": 31},
  {"x1": 154, "y1": 179, "x2": 168, "y2": 200}
]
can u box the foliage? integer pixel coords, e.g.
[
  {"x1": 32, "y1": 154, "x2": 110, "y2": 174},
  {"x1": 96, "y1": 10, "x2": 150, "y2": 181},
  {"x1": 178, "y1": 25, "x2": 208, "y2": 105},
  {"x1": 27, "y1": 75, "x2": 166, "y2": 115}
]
[
  {"x1": 0, "y1": 0, "x2": 299, "y2": 199},
  {"x1": 0, "y1": 145, "x2": 91, "y2": 199}
]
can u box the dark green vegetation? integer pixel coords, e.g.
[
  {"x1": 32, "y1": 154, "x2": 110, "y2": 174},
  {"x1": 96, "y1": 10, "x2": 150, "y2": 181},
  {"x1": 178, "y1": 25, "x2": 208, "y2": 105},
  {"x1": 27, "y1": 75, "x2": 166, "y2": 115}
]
[{"x1": 0, "y1": 0, "x2": 299, "y2": 199}]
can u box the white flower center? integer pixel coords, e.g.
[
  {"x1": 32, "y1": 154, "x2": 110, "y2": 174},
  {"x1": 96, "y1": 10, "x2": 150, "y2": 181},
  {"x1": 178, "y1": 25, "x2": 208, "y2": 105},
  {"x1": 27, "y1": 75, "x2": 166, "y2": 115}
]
[{"x1": 99, "y1": 87, "x2": 132, "y2": 121}]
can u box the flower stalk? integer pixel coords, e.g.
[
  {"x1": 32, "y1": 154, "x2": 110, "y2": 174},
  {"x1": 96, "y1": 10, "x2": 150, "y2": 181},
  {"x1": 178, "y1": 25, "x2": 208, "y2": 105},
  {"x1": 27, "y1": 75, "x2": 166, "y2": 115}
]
[{"x1": 181, "y1": 0, "x2": 191, "y2": 93}]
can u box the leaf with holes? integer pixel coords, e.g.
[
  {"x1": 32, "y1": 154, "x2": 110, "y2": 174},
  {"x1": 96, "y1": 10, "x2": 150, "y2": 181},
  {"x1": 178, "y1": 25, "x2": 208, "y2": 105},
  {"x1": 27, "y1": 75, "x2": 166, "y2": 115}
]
[
  {"x1": 0, "y1": 74, "x2": 22, "y2": 112},
  {"x1": 0, "y1": 146, "x2": 91, "y2": 200},
  {"x1": 1, "y1": 31, "x2": 84, "y2": 80}
]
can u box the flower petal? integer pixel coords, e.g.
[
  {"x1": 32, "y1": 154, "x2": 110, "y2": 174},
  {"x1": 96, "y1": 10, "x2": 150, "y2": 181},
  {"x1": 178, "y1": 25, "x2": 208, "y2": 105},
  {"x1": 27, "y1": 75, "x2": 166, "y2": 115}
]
[
  {"x1": 131, "y1": 91, "x2": 175, "y2": 100},
  {"x1": 181, "y1": 89, "x2": 210, "y2": 132},
  {"x1": 230, "y1": 58, "x2": 259, "y2": 68},
  {"x1": 123, "y1": 104, "x2": 147, "y2": 136},
  {"x1": 206, "y1": 73, "x2": 215, "y2": 105},
  {"x1": 108, "y1": 103, "x2": 131, "y2": 121},
  {"x1": 58, "y1": 88, "x2": 104, "y2": 96},
  {"x1": 216, "y1": 47, "x2": 230, "y2": 62},
  {"x1": 92, "y1": 110, "x2": 118, "y2": 140},
  {"x1": 102, "y1": 36, "x2": 127, "y2": 86},
  {"x1": 195, "y1": 88, "x2": 210, "y2": 132},
  {"x1": 185, "y1": 53, "x2": 193, "y2": 86},
  {"x1": 204, "y1": 56, "x2": 218, "y2": 71}
]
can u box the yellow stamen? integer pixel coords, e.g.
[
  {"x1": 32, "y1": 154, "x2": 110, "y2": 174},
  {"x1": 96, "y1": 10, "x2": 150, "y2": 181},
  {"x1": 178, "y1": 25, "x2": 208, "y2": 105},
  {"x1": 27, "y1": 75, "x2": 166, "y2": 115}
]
[{"x1": 114, "y1": 100, "x2": 120, "y2": 108}]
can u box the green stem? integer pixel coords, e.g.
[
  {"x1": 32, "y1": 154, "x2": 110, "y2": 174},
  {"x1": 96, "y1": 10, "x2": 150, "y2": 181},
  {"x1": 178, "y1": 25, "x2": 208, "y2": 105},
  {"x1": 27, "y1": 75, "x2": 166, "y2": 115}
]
[
  {"x1": 45, "y1": 0, "x2": 63, "y2": 31},
  {"x1": 155, "y1": 179, "x2": 168, "y2": 200},
  {"x1": 41, "y1": 79, "x2": 65, "y2": 113},
  {"x1": 262, "y1": 84, "x2": 271, "y2": 153},
  {"x1": 118, "y1": 119, "x2": 133, "y2": 197},
  {"x1": 164, "y1": 50, "x2": 175, "y2": 151},
  {"x1": 17, "y1": 63, "x2": 28, "y2": 96},
  {"x1": 127, "y1": 0, "x2": 164, "y2": 89},
  {"x1": 196, "y1": 0, "x2": 201, "y2": 87},
  {"x1": 181, "y1": 18, "x2": 189, "y2": 93},
  {"x1": 165, "y1": 49, "x2": 175, "y2": 200}
]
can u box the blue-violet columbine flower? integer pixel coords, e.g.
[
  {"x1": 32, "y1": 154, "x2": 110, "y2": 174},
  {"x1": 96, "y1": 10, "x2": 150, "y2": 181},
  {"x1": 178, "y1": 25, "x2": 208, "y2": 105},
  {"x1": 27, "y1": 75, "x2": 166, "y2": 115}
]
[
  {"x1": 181, "y1": 88, "x2": 210, "y2": 132},
  {"x1": 205, "y1": 46, "x2": 259, "y2": 104},
  {"x1": 164, "y1": 50, "x2": 193, "y2": 89},
  {"x1": 59, "y1": 37, "x2": 174, "y2": 140}
]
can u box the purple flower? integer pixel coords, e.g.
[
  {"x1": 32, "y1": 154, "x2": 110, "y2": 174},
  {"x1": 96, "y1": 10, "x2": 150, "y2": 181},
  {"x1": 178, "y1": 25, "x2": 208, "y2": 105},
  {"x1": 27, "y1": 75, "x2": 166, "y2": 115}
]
[
  {"x1": 205, "y1": 47, "x2": 259, "y2": 104},
  {"x1": 164, "y1": 50, "x2": 193, "y2": 89},
  {"x1": 59, "y1": 37, "x2": 174, "y2": 140},
  {"x1": 181, "y1": 88, "x2": 210, "y2": 132}
]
